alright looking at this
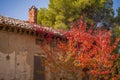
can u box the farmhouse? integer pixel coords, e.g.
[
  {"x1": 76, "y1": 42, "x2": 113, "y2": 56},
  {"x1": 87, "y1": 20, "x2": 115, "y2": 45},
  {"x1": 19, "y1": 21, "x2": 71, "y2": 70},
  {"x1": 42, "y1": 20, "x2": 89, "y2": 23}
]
[{"x1": 0, "y1": 6, "x2": 63, "y2": 80}]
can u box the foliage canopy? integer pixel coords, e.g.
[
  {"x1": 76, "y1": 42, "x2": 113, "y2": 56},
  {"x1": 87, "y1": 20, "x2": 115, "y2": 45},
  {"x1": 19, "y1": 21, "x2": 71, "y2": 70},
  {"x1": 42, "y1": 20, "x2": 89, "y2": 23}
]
[
  {"x1": 39, "y1": 20, "x2": 119, "y2": 79},
  {"x1": 37, "y1": 0, "x2": 114, "y2": 29}
]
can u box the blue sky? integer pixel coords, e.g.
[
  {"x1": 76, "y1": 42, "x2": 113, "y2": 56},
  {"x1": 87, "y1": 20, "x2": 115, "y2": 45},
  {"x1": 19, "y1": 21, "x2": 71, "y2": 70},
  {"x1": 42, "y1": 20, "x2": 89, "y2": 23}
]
[
  {"x1": 0, "y1": 0, "x2": 120, "y2": 20},
  {"x1": 0, "y1": 0, "x2": 49, "y2": 20},
  {"x1": 113, "y1": 0, "x2": 120, "y2": 16}
]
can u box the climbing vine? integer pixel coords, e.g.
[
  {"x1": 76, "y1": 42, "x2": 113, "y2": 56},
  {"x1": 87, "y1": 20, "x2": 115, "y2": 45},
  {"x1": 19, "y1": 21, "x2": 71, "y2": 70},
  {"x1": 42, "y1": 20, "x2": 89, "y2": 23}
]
[{"x1": 38, "y1": 20, "x2": 120, "y2": 80}]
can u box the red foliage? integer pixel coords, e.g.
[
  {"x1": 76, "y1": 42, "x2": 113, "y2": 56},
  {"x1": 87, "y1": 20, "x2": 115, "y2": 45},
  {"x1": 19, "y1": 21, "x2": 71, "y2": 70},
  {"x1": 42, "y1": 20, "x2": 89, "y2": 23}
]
[
  {"x1": 38, "y1": 19, "x2": 119, "y2": 79},
  {"x1": 58, "y1": 20, "x2": 119, "y2": 77}
]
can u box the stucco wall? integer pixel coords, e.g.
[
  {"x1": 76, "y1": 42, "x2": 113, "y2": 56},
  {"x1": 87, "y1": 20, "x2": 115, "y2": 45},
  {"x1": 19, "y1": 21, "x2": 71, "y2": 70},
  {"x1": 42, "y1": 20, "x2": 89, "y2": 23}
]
[{"x1": 0, "y1": 31, "x2": 50, "y2": 80}]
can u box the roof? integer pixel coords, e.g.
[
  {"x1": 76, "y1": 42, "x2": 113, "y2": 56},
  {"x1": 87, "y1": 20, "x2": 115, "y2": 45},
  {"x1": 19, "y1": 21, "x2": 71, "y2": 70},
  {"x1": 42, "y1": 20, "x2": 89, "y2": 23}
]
[{"x1": 0, "y1": 15, "x2": 63, "y2": 37}]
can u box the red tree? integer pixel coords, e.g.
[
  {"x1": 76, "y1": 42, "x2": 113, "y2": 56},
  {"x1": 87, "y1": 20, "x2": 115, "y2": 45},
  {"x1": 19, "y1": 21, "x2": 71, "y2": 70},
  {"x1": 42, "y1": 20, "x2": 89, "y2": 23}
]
[{"x1": 39, "y1": 20, "x2": 120, "y2": 80}]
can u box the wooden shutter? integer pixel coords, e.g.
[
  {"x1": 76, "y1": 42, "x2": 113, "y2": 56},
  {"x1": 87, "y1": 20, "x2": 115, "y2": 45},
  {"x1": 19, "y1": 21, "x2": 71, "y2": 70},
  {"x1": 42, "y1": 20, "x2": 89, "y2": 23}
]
[{"x1": 34, "y1": 56, "x2": 45, "y2": 80}]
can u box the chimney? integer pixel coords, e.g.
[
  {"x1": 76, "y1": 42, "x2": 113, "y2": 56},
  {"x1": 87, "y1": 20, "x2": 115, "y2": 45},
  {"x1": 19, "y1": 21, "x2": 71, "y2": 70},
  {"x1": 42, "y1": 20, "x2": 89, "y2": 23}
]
[{"x1": 28, "y1": 5, "x2": 37, "y2": 24}]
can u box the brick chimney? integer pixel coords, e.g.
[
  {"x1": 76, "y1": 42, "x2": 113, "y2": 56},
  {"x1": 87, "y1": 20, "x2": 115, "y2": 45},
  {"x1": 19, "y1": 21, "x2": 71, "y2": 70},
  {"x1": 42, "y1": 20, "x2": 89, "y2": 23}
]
[{"x1": 28, "y1": 5, "x2": 37, "y2": 24}]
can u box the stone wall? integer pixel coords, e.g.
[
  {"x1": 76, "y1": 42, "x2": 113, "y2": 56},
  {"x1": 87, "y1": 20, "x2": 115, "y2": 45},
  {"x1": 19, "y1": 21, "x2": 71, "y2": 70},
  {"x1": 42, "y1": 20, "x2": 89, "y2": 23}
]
[
  {"x1": 0, "y1": 30, "x2": 51, "y2": 80},
  {"x1": 0, "y1": 51, "x2": 30, "y2": 80}
]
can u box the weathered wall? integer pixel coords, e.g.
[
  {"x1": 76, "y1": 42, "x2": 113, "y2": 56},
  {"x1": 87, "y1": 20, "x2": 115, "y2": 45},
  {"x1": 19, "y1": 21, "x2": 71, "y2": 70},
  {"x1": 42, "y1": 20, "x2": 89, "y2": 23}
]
[
  {"x1": 0, "y1": 30, "x2": 51, "y2": 80},
  {"x1": 0, "y1": 51, "x2": 30, "y2": 80}
]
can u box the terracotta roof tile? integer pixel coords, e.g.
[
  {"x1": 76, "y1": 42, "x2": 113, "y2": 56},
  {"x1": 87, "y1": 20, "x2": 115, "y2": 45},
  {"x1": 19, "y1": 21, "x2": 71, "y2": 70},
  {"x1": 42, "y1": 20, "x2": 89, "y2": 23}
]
[{"x1": 0, "y1": 15, "x2": 63, "y2": 36}]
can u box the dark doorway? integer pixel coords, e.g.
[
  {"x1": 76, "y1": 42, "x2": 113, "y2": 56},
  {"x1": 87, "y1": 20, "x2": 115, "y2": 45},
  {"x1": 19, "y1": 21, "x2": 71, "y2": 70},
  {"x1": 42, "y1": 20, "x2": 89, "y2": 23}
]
[{"x1": 34, "y1": 56, "x2": 45, "y2": 80}]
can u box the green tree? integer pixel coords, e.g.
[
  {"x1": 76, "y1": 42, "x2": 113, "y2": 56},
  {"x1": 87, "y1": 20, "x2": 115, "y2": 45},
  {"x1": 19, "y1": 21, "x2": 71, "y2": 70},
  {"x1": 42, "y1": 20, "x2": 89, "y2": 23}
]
[
  {"x1": 37, "y1": 0, "x2": 114, "y2": 29},
  {"x1": 115, "y1": 7, "x2": 120, "y2": 25}
]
